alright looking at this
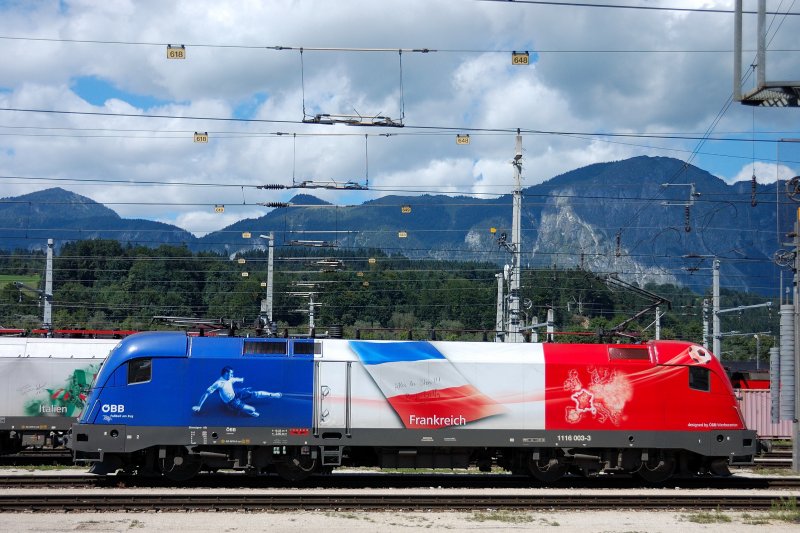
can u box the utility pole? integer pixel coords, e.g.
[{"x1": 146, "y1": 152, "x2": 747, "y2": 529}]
[
  {"x1": 507, "y1": 131, "x2": 523, "y2": 343},
  {"x1": 713, "y1": 259, "x2": 721, "y2": 358},
  {"x1": 495, "y1": 132, "x2": 525, "y2": 343},
  {"x1": 754, "y1": 334, "x2": 761, "y2": 371},
  {"x1": 654, "y1": 306, "x2": 661, "y2": 340},
  {"x1": 43, "y1": 238, "x2": 53, "y2": 335},
  {"x1": 495, "y1": 272, "x2": 504, "y2": 342},
  {"x1": 793, "y1": 209, "x2": 800, "y2": 473},
  {"x1": 289, "y1": 285, "x2": 320, "y2": 338},
  {"x1": 259, "y1": 233, "x2": 275, "y2": 335},
  {"x1": 14, "y1": 238, "x2": 54, "y2": 334},
  {"x1": 308, "y1": 292, "x2": 316, "y2": 335}
]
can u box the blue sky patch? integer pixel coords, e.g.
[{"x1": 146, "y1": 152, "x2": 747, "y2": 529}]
[
  {"x1": 233, "y1": 92, "x2": 269, "y2": 119},
  {"x1": 70, "y1": 76, "x2": 171, "y2": 110}
]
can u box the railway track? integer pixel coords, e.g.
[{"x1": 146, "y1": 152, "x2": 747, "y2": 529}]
[
  {"x1": 0, "y1": 490, "x2": 795, "y2": 512},
  {"x1": 752, "y1": 447, "x2": 794, "y2": 468},
  {"x1": 0, "y1": 451, "x2": 73, "y2": 466},
  {"x1": 1, "y1": 472, "x2": 799, "y2": 489}
]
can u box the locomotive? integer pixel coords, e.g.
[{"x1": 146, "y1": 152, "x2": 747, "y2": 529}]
[
  {"x1": 0, "y1": 336, "x2": 121, "y2": 453},
  {"x1": 68, "y1": 332, "x2": 757, "y2": 482}
]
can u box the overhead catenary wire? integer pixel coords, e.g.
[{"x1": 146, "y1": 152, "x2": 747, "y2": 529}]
[
  {"x1": 0, "y1": 9, "x2": 795, "y2": 305},
  {"x1": 3, "y1": 34, "x2": 799, "y2": 53},
  {"x1": 0, "y1": 184, "x2": 795, "y2": 205},
  {"x1": 5, "y1": 105, "x2": 800, "y2": 142},
  {"x1": 471, "y1": 0, "x2": 800, "y2": 16}
]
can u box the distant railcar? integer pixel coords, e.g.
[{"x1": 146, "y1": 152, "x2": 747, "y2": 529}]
[
  {"x1": 728, "y1": 369, "x2": 771, "y2": 390},
  {"x1": 0, "y1": 336, "x2": 120, "y2": 453},
  {"x1": 69, "y1": 332, "x2": 756, "y2": 483}
]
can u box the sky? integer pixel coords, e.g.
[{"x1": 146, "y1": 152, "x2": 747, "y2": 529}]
[{"x1": 0, "y1": 0, "x2": 798, "y2": 237}]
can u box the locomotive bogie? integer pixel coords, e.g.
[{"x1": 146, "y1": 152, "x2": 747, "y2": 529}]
[{"x1": 68, "y1": 332, "x2": 758, "y2": 482}]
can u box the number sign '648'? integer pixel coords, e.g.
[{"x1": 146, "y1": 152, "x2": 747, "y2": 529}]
[{"x1": 512, "y1": 51, "x2": 529, "y2": 65}]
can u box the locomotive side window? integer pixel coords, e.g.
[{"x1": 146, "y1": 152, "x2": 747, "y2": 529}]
[
  {"x1": 243, "y1": 340, "x2": 288, "y2": 355},
  {"x1": 128, "y1": 358, "x2": 152, "y2": 384},
  {"x1": 293, "y1": 341, "x2": 321, "y2": 355},
  {"x1": 688, "y1": 366, "x2": 710, "y2": 392},
  {"x1": 608, "y1": 347, "x2": 650, "y2": 361}
]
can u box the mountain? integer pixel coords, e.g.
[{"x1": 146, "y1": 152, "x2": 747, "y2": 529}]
[
  {"x1": 196, "y1": 156, "x2": 783, "y2": 293},
  {"x1": 0, "y1": 187, "x2": 197, "y2": 251},
  {"x1": 0, "y1": 157, "x2": 786, "y2": 294},
  {"x1": 525, "y1": 157, "x2": 782, "y2": 293}
]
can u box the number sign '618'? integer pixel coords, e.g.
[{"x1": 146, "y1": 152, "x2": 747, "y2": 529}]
[{"x1": 167, "y1": 45, "x2": 186, "y2": 59}]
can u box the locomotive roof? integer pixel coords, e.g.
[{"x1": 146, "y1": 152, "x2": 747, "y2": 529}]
[
  {"x1": 109, "y1": 331, "x2": 188, "y2": 361},
  {"x1": 104, "y1": 332, "x2": 317, "y2": 365},
  {"x1": 0, "y1": 336, "x2": 120, "y2": 358},
  {"x1": 103, "y1": 332, "x2": 716, "y2": 370}
]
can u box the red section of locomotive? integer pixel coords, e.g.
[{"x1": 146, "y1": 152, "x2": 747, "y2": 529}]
[{"x1": 543, "y1": 341, "x2": 746, "y2": 432}]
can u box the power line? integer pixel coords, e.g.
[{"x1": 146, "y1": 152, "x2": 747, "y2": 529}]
[
  {"x1": 3, "y1": 106, "x2": 798, "y2": 143},
  {"x1": 2, "y1": 34, "x2": 796, "y2": 53},
  {"x1": 472, "y1": 0, "x2": 800, "y2": 16}
]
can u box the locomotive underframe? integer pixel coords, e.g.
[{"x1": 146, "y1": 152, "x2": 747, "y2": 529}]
[
  {"x1": 70, "y1": 423, "x2": 757, "y2": 480},
  {"x1": 0, "y1": 416, "x2": 75, "y2": 454}
]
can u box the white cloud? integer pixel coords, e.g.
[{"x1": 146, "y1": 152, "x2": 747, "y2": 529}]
[
  {"x1": 727, "y1": 161, "x2": 798, "y2": 184},
  {"x1": 0, "y1": 0, "x2": 797, "y2": 236}
]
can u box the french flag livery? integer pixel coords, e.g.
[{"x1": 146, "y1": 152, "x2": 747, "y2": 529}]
[
  {"x1": 349, "y1": 340, "x2": 505, "y2": 429},
  {"x1": 67, "y1": 333, "x2": 758, "y2": 482}
]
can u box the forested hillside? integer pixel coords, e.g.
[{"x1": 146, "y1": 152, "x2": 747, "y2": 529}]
[{"x1": 0, "y1": 239, "x2": 775, "y2": 361}]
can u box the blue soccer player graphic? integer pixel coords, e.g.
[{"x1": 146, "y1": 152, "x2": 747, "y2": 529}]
[{"x1": 192, "y1": 366, "x2": 281, "y2": 417}]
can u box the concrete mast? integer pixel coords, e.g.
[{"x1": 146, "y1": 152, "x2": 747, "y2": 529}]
[
  {"x1": 259, "y1": 232, "x2": 275, "y2": 335},
  {"x1": 507, "y1": 131, "x2": 524, "y2": 343},
  {"x1": 43, "y1": 238, "x2": 53, "y2": 334}
]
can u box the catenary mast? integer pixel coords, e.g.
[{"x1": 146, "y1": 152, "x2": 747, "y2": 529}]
[{"x1": 507, "y1": 131, "x2": 524, "y2": 343}]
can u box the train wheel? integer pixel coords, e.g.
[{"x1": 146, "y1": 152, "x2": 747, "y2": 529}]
[
  {"x1": 527, "y1": 452, "x2": 567, "y2": 483},
  {"x1": 635, "y1": 454, "x2": 676, "y2": 484}
]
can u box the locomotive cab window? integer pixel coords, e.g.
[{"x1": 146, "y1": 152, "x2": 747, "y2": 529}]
[
  {"x1": 128, "y1": 358, "x2": 152, "y2": 384},
  {"x1": 688, "y1": 366, "x2": 710, "y2": 392}
]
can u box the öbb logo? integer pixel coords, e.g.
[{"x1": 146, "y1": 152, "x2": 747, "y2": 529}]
[{"x1": 101, "y1": 404, "x2": 125, "y2": 413}]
